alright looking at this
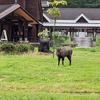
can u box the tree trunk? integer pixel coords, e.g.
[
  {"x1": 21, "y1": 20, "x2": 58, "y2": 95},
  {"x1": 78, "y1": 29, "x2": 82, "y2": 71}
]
[{"x1": 53, "y1": 17, "x2": 56, "y2": 58}]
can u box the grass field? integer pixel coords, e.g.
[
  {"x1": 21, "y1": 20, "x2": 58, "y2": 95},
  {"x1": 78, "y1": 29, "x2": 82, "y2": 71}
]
[{"x1": 0, "y1": 47, "x2": 100, "y2": 100}]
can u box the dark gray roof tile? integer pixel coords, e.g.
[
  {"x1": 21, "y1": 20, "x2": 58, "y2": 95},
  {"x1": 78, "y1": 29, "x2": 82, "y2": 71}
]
[
  {"x1": 0, "y1": 4, "x2": 13, "y2": 13},
  {"x1": 44, "y1": 8, "x2": 100, "y2": 20}
]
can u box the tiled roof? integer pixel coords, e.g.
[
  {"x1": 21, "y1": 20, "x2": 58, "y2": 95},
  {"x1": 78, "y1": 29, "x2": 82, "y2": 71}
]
[
  {"x1": 0, "y1": 4, "x2": 13, "y2": 13},
  {"x1": 44, "y1": 8, "x2": 100, "y2": 20},
  {"x1": 0, "y1": 4, "x2": 38, "y2": 24}
]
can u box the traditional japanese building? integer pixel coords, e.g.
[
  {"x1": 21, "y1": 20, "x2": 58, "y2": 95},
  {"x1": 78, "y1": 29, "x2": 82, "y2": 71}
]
[
  {"x1": 0, "y1": 0, "x2": 43, "y2": 42},
  {"x1": 43, "y1": 8, "x2": 100, "y2": 47}
]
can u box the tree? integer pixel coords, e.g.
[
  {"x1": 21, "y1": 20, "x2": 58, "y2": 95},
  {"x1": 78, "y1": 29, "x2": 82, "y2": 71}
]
[
  {"x1": 47, "y1": 0, "x2": 67, "y2": 58},
  {"x1": 66, "y1": 0, "x2": 100, "y2": 8},
  {"x1": 42, "y1": 0, "x2": 100, "y2": 8}
]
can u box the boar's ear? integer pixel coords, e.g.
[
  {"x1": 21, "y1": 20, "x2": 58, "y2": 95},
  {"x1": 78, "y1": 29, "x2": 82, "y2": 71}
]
[{"x1": 57, "y1": 48, "x2": 61, "y2": 52}]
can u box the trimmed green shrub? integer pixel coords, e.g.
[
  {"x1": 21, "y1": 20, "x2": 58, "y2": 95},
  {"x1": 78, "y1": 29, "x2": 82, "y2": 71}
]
[
  {"x1": 0, "y1": 42, "x2": 34, "y2": 54},
  {"x1": 29, "y1": 45, "x2": 34, "y2": 51},
  {"x1": 16, "y1": 43, "x2": 29, "y2": 53},
  {"x1": 96, "y1": 36, "x2": 100, "y2": 46},
  {"x1": 0, "y1": 42, "x2": 16, "y2": 53}
]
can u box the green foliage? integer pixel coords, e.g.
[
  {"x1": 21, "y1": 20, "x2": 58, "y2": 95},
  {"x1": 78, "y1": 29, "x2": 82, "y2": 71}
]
[
  {"x1": 47, "y1": 0, "x2": 67, "y2": 18},
  {"x1": 29, "y1": 45, "x2": 34, "y2": 51},
  {"x1": 15, "y1": 43, "x2": 34, "y2": 53},
  {"x1": 49, "y1": 0, "x2": 67, "y2": 6},
  {"x1": 0, "y1": 42, "x2": 34, "y2": 54},
  {"x1": 47, "y1": 7, "x2": 60, "y2": 18},
  {"x1": 0, "y1": 42, "x2": 16, "y2": 54},
  {"x1": 66, "y1": 0, "x2": 100, "y2": 8},
  {"x1": 38, "y1": 29, "x2": 49, "y2": 40},
  {"x1": 73, "y1": 47, "x2": 100, "y2": 53},
  {"x1": 16, "y1": 43, "x2": 29, "y2": 53},
  {"x1": 54, "y1": 32, "x2": 69, "y2": 46},
  {"x1": 96, "y1": 36, "x2": 100, "y2": 46},
  {"x1": 46, "y1": 0, "x2": 100, "y2": 8}
]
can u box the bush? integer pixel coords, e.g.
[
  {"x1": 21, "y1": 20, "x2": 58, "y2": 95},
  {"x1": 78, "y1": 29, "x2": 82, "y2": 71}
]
[
  {"x1": 54, "y1": 32, "x2": 69, "y2": 46},
  {"x1": 0, "y1": 42, "x2": 16, "y2": 53},
  {"x1": 29, "y1": 45, "x2": 34, "y2": 51},
  {"x1": 0, "y1": 42, "x2": 34, "y2": 54},
  {"x1": 16, "y1": 43, "x2": 29, "y2": 53},
  {"x1": 96, "y1": 36, "x2": 100, "y2": 46}
]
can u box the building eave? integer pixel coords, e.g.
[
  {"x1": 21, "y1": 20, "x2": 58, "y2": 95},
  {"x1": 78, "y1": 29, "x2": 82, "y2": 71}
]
[
  {"x1": 43, "y1": 22, "x2": 100, "y2": 27},
  {"x1": 0, "y1": 4, "x2": 38, "y2": 24},
  {"x1": 43, "y1": 12, "x2": 100, "y2": 24}
]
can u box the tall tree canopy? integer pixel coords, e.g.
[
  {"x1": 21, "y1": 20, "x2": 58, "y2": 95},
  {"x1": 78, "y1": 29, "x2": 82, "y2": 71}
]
[
  {"x1": 67, "y1": 0, "x2": 100, "y2": 8},
  {"x1": 42, "y1": 0, "x2": 100, "y2": 8}
]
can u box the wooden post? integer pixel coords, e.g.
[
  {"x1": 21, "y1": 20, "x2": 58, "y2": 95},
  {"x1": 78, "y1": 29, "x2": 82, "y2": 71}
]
[
  {"x1": 72, "y1": 28, "x2": 74, "y2": 41},
  {"x1": 69, "y1": 28, "x2": 72, "y2": 41},
  {"x1": 0, "y1": 21, "x2": 2, "y2": 38},
  {"x1": 24, "y1": 21, "x2": 28, "y2": 42},
  {"x1": 70, "y1": 28, "x2": 74, "y2": 44},
  {"x1": 18, "y1": 20, "x2": 23, "y2": 41},
  {"x1": 93, "y1": 28, "x2": 97, "y2": 46}
]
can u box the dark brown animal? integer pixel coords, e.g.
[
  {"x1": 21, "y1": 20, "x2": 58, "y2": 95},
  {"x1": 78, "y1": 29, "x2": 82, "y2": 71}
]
[{"x1": 56, "y1": 46, "x2": 73, "y2": 66}]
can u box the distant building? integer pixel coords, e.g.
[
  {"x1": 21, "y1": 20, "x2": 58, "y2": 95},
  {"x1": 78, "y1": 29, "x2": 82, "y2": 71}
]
[
  {"x1": 0, "y1": 0, "x2": 43, "y2": 42},
  {"x1": 43, "y1": 8, "x2": 100, "y2": 47}
]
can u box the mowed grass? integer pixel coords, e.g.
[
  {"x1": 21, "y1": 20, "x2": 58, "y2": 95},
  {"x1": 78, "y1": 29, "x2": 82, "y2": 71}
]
[{"x1": 0, "y1": 47, "x2": 100, "y2": 100}]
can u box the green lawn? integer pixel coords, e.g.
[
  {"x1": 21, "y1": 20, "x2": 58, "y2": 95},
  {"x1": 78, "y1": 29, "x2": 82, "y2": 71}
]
[{"x1": 0, "y1": 47, "x2": 100, "y2": 100}]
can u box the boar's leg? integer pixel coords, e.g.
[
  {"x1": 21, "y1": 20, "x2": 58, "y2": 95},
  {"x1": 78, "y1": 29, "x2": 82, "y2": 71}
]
[
  {"x1": 67, "y1": 55, "x2": 72, "y2": 66},
  {"x1": 58, "y1": 57, "x2": 61, "y2": 65},
  {"x1": 62, "y1": 57, "x2": 64, "y2": 65}
]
